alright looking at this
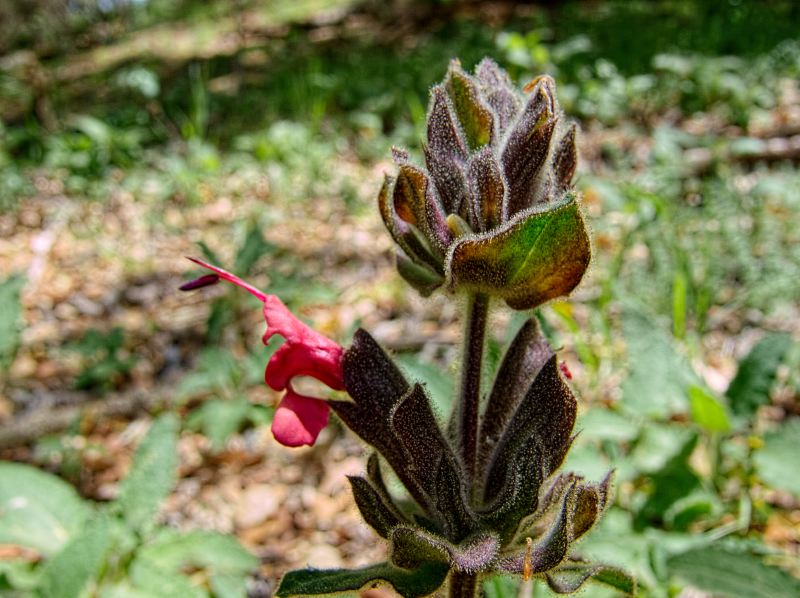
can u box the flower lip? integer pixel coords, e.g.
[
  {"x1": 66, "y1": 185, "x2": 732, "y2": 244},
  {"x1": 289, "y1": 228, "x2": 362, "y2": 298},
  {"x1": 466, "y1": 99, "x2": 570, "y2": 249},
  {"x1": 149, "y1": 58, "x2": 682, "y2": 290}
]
[{"x1": 181, "y1": 257, "x2": 344, "y2": 447}]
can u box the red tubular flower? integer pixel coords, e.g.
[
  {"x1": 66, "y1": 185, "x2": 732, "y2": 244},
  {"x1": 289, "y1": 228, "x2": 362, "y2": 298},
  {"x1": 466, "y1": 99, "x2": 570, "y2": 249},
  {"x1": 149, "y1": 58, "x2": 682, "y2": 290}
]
[{"x1": 180, "y1": 257, "x2": 344, "y2": 447}]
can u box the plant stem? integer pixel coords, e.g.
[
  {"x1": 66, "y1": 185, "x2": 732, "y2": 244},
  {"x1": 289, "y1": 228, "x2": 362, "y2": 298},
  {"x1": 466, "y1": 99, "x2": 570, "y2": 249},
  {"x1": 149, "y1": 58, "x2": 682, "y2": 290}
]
[
  {"x1": 449, "y1": 571, "x2": 479, "y2": 598},
  {"x1": 457, "y1": 292, "x2": 489, "y2": 480}
]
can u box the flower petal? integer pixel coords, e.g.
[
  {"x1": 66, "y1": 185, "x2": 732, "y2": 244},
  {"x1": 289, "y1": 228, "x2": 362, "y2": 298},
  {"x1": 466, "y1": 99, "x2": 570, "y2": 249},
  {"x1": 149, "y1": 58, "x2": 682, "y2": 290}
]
[
  {"x1": 262, "y1": 295, "x2": 344, "y2": 391},
  {"x1": 272, "y1": 388, "x2": 331, "y2": 447}
]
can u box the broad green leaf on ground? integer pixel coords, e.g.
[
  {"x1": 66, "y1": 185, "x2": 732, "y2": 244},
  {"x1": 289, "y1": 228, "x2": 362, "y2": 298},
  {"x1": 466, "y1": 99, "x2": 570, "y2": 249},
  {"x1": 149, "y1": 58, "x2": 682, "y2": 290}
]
[
  {"x1": 130, "y1": 530, "x2": 257, "y2": 598},
  {"x1": 0, "y1": 462, "x2": 91, "y2": 556},
  {"x1": 38, "y1": 513, "x2": 112, "y2": 598},
  {"x1": 448, "y1": 196, "x2": 590, "y2": 310},
  {"x1": 576, "y1": 408, "x2": 640, "y2": 442},
  {"x1": 636, "y1": 434, "x2": 702, "y2": 528},
  {"x1": 186, "y1": 397, "x2": 253, "y2": 450},
  {"x1": 0, "y1": 274, "x2": 25, "y2": 369},
  {"x1": 115, "y1": 413, "x2": 179, "y2": 531},
  {"x1": 0, "y1": 560, "x2": 40, "y2": 592},
  {"x1": 688, "y1": 385, "x2": 731, "y2": 433},
  {"x1": 753, "y1": 419, "x2": 800, "y2": 496},
  {"x1": 627, "y1": 424, "x2": 695, "y2": 474},
  {"x1": 135, "y1": 529, "x2": 258, "y2": 576},
  {"x1": 578, "y1": 509, "x2": 659, "y2": 592},
  {"x1": 620, "y1": 310, "x2": 699, "y2": 418},
  {"x1": 668, "y1": 547, "x2": 800, "y2": 598},
  {"x1": 97, "y1": 581, "x2": 155, "y2": 598},
  {"x1": 129, "y1": 558, "x2": 204, "y2": 598},
  {"x1": 726, "y1": 333, "x2": 793, "y2": 418},
  {"x1": 276, "y1": 562, "x2": 449, "y2": 598}
]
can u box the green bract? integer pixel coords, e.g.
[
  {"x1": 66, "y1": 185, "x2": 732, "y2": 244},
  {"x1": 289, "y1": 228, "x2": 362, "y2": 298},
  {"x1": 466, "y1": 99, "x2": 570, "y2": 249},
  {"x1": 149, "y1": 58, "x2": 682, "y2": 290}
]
[{"x1": 380, "y1": 58, "x2": 589, "y2": 310}]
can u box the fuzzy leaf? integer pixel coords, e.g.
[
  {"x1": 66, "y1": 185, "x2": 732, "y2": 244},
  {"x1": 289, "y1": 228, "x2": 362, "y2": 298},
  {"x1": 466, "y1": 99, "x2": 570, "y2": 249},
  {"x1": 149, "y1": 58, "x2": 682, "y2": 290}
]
[
  {"x1": 39, "y1": 513, "x2": 112, "y2": 598},
  {"x1": 483, "y1": 356, "x2": 577, "y2": 505},
  {"x1": 501, "y1": 77, "x2": 558, "y2": 216},
  {"x1": 467, "y1": 147, "x2": 505, "y2": 231},
  {"x1": 391, "y1": 527, "x2": 500, "y2": 573},
  {"x1": 547, "y1": 561, "x2": 636, "y2": 596},
  {"x1": 392, "y1": 383, "x2": 474, "y2": 535},
  {"x1": 349, "y1": 475, "x2": 407, "y2": 539},
  {"x1": 445, "y1": 61, "x2": 494, "y2": 151},
  {"x1": 552, "y1": 124, "x2": 578, "y2": 191},
  {"x1": 334, "y1": 331, "x2": 428, "y2": 507},
  {"x1": 571, "y1": 472, "x2": 613, "y2": 541},
  {"x1": 379, "y1": 175, "x2": 445, "y2": 275},
  {"x1": 497, "y1": 483, "x2": 576, "y2": 575},
  {"x1": 396, "y1": 251, "x2": 445, "y2": 296},
  {"x1": 478, "y1": 435, "x2": 547, "y2": 541},
  {"x1": 116, "y1": 413, "x2": 179, "y2": 531},
  {"x1": 336, "y1": 330, "x2": 467, "y2": 524},
  {"x1": 448, "y1": 196, "x2": 590, "y2": 310},
  {"x1": 479, "y1": 319, "x2": 554, "y2": 468},
  {"x1": 426, "y1": 86, "x2": 469, "y2": 216},
  {"x1": 276, "y1": 562, "x2": 449, "y2": 598},
  {"x1": 474, "y1": 57, "x2": 520, "y2": 133},
  {"x1": 393, "y1": 164, "x2": 451, "y2": 252},
  {"x1": 726, "y1": 333, "x2": 793, "y2": 418}
]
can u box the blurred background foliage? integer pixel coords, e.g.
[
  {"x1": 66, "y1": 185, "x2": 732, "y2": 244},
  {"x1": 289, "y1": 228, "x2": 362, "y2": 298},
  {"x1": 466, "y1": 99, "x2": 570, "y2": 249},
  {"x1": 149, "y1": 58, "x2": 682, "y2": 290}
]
[{"x1": 1, "y1": 1, "x2": 799, "y2": 597}]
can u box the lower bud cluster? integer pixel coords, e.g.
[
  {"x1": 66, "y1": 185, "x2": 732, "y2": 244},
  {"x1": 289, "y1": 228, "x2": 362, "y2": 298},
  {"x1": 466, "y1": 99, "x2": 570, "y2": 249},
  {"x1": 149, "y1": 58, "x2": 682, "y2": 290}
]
[{"x1": 333, "y1": 322, "x2": 625, "y2": 595}]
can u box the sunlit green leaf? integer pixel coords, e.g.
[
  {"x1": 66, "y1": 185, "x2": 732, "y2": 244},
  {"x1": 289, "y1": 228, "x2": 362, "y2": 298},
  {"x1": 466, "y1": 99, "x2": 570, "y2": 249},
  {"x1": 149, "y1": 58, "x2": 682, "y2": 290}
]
[
  {"x1": 668, "y1": 547, "x2": 800, "y2": 598},
  {"x1": 0, "y1": 274, "x2": 25, "y2": 370},
  {"x1": 115, "y1": 414, "x2": 179, "y2": 531},
  {"x1": 754, "y1": 419, "x2": 800, "y2": 495},
  {"x1": 276, "y1": 562, "x2": 449, "y2": 598},
  {"x1": 0, "y1": 462, "x2": 91, "y2": 556},
  {"x1": 688, "y1": 385, "x2": 731, "y2": 433},
  {"x1": 39, "y1": 513, "x2": 112, "y2": 598},
  {"x1": 449, "y1": 196, "x2": 590, "y2": 310},
  {"x1": 727, "y1": 333, "x2": 793, "y2": 419}
]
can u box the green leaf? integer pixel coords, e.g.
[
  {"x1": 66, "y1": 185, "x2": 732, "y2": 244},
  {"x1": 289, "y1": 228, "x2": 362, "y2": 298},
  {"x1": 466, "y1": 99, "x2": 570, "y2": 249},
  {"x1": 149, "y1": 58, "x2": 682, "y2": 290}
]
[
  {"x1": 448, "y1": 196, "x2": 590, "y2": 310},
  {"x1": 620, "y1": 310, "x2": 698, "y2": 418},
  {"x1": 727, "y1": 333, "x2": 793, "y2": 418},
  {"x1": 637, "y1": 435, "x2": 702, "y2": 528},
  {"x1": 753, "y1": 419, "x2": 800, "y2": 495},
  {"x1": 189, "y1": 398, "x2": 253, "y2": 450},
  {"x1": 0, "y1": 559, "x2": 41, "y2": 591},
  {"x1": 396, "y1": 353, "x2": 454, "y2": 418},
  {"x1": 0, "y1": 274, "x2": 24, "y2": 370},
  {"x1": 276, "y1": 562, "x2": 449, "y2": 598},
  {"x1": 134, "y1": 529, "x2": 258, "y2": 577},
  {"x1": 668, "y1": 547, "x2": 800, "y2": 598},
  {"x1": 547, "y1": 562, "x2": 637, "y2": 596},
  {"x1": 115, "y1": 414, "x2": 179, "y2": 531},
  {"x1": 688, "y1": 385, "x2": 731, "y2": 433},
  {"x1": 483, "y1": 574, "x2": 518, "y2": 598},
  {"x1": 234, "y1": 222, "x2": 276, "y2": 274},
  {"x1": 39, "y1": 513, "x2": 112, "y2": 598},
  {"x1": 445, "y1": 63, "x2": 494, "y2": 150},
  {"x1": 128, "y1": 558, "x2": 204, "y2": 598},
  {"x1": 0, "y1": 462, "x2": 91, "y2": 556}
]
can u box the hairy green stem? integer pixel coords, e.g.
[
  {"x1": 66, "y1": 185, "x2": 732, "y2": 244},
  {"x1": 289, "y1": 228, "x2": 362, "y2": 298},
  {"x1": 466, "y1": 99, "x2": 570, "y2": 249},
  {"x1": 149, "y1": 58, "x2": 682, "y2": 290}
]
[
  {"x1": 449, "y1": 571, "x2": 479, "y2": 598},
  {"x1": 457, "y1": 292, "x2": 489, "y2": 480}
]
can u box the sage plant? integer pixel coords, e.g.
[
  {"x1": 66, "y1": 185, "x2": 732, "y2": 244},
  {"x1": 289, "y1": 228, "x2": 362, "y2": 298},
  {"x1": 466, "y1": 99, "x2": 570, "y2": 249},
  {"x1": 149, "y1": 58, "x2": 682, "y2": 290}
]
[{"x1": 182, "y1": 58, "x2": 634, "y2": 597}]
